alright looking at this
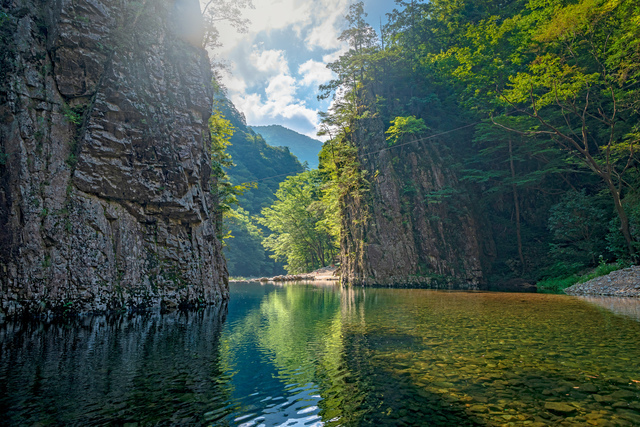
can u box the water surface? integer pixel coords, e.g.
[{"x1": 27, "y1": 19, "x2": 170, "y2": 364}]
[{"x1": 1, "y1": 283, "x2": 640, "y2": 426}]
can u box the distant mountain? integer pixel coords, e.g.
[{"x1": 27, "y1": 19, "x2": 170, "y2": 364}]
[{"x1": 250, "y1": 125, "x2": 323, "y2": 169}]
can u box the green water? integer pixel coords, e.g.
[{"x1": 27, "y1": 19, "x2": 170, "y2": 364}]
[{"x1": 1, "y1": 283, "x2": 640, "y2": 426}]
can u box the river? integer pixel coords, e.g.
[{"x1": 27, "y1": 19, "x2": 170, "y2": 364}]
[{"x1": 1, "y1": 282, "x2": 640, "y2": 426}]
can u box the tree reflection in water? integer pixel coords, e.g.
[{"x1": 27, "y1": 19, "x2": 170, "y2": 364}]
[{"x1": 2, "y1": 285, "x2": 640, "y2": 426}]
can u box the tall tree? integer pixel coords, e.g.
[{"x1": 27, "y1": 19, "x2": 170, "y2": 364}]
[
  {"x1": 496, "y1": 0, "x2": 640, "y2": 259},
  {"x1": 259, "y1": 171, "x2": 338, "y2": 274}
]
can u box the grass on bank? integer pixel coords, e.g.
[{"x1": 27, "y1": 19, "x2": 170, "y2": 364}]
[{"x1": 537, "y1": 260, "x2": 629, "y2": 293}]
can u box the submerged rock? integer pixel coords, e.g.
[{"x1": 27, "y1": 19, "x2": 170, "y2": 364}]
[
  {"x1": 544, "y1": 402, "x2": 577, "y2": 415},
  {"x1": 0, "y1": 0, "x2": 228, "y2": 318}
]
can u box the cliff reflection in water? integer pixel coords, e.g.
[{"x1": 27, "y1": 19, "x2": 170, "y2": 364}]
[
  {"x1": 2, "y1": 284, "x2": 640, "y2": 426},
  {"x1": 0, "y1": 303, "x2": 232, "y2": 425}
]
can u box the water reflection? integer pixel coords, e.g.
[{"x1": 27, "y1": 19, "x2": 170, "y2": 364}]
[
  {"x1": 1, "y1": 285, "x2": 640, "y2": 426},
  {"x1": 224, "y1": 285, "x2": 640, "y2": 426},
  {"x1": 578, "y1": 296, "x2": 640, "y2": 322},
  {"x1": 0, "y1": 303, "x2": 231, "y2": 425},
  {"x1": 221, "y1": 283, "x2": 341, "y2": 426}
]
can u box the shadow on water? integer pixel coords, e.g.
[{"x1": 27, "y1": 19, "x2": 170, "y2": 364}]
[
  {"x1": 324, "y1": 330, "x2": 483, "y2": 426},
  {"x1": 0, "y1": 303, "x2": 232, "y2": 426}
]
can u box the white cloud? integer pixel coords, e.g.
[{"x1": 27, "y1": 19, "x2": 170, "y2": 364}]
[
  {"x1": 211, "y1": 0, "x2": 349, "y2": 57},
  {"x1": 211, "y1": 0, "x2": 313, "y2": 57},
  {"x1": 249, "y1": 49, "x2": 289, "y2": 74},
  {"x1": 298, "y1": 60, "x2": 334, "y2": 87},
  {"x1": 244, "y1": 0, "x2": 311, "y2": 37},
  {"x1": 265, "y1": 74, "x2": 297, "y2": 105},
  {"x1": 206, "y1": 0, "x2": 355, "y2": 137},
  {"x1": 228, "y1": 69, "x2": 320, "y2": 137},
  {"x1": 222, "y1": 75, "x2": 248, "y2": 94},
  {"x1": 304, "y1": 0, "x2": 350, "y2": 50},
  {"x1": 305, "y1": 20, "x2": 342, "y2": 50}
]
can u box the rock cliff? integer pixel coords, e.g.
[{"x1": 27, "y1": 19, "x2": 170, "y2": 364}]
[
  {"x1": 0, "y1": 0, "x2": 228, "y2": 318},
  {"x1": 339, "y1": 117, "x2": 490, "y2": 288}
]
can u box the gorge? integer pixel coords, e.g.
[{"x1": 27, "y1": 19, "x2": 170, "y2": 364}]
[{"x1": 1, "y1": 1, "x2": 640, "y2": 426}]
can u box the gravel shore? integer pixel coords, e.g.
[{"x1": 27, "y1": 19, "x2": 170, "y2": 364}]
[
  {"x1": 231, "y1": 266, "x2": 339, "y2": 283},
  {"x1": 564, "y1": 266, "x2": 640, "y2": 297}
]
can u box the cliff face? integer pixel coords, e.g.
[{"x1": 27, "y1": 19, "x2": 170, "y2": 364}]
[
  {"x1": 340, "y1": 117, "x2": 491, "y2": 288},
  {"x1": 0, "y1": 0, "x2": 228, "y2": 317}
]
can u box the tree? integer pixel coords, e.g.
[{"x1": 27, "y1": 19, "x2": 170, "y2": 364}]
[
  {"x1": 496, "y1": 0, "x2": 640, "y2": 259},
  {"x1": 259, "y1": 171, "x2": 338, "y2": 274},
  {"x1": 385, "y1": 116, "x2": 428, "y2": 146},
  {"x1": 209, "y1": 106, "x2": 254, "y2": 241},
  {"x1": 201, "y1": 0, "x2": 254, "y2": 49}
]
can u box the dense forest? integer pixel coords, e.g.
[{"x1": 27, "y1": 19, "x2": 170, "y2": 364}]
[{"x1": 236, "y1": 0, "x2": 639, "y2": 289}]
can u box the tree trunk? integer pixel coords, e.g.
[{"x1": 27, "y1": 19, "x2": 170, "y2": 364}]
[
  {"x1": 509, "y1": 138, "x2": 525, "y2": 274},
  {"x1": 603, "y1": 176, "x2": 636, "y2": 259}
]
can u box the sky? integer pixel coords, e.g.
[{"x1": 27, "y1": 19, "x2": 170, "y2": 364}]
[{"x1": 208, "y1": 0, "x2": 398, "y2": 140}]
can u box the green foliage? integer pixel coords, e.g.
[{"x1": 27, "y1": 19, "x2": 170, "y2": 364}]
[
  {"x1": 259, "y1": 170, "x2": 338, "y2": 274},
  {"x1": 385, "y1": 116, "x2": 428, "y2": 146},
  {"x1": 211, "y1": 94, "x2": 304, "y2": 277},
  {"x1": 225, "y1": 207, "x2": 285, "y2": 277},
  {"x1": 548, "y1": 190, "x2": 612, "y2": 265},
  {"x1": 306, "y1": 0, "x2": 640, "y2": 282},
  {"x1": 0, "y1": 148, "x2": 7, "y2": 166},
  {"x1": 61, "y1": 103, "x2": 85, "y2": 126},
  {"x1": 64, "y1": 153, "x2": 78, "y2": 169},
  {"x1": 209, "y1": 108, "x2": 237, "y2": 237},
  {"x1": 218, "y1": 98, "x2": 304, "y2": 215},
  {"x1": 536, "y1": 274, "x2": 582, "y2": 294}
]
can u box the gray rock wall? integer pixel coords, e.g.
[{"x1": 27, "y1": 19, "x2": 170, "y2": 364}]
[
  {"x1": 0, "y1": 0, "x2": 228, "y2": 318},
  {"x1": 339, "y1": 116, "x2": 487, "y2": 288}
]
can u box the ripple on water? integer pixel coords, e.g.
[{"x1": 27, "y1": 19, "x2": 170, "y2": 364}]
[{"x1": 2, "y1": 284, "x2": 640, "y2": 426}]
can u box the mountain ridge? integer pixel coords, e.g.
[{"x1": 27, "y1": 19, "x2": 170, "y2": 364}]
[{"x1": 251, "y1": 125, "x2": 323, "y2": 169}]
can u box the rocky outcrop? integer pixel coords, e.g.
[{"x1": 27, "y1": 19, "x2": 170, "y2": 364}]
[
  {"x1": 0, "y1": 0, "x2": 228, "y2": 318},
  {"x1": 339, "y1": 117, "x2": 489, "y2": 288}
]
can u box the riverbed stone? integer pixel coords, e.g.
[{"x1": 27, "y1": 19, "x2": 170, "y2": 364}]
[
  {"x1": 610, "y1": 390, "x2": 636, "y2": 400},
  {"x1": 545, "y1": 402, "x2": 577, "y2": 415},
  {"x1": 617, "y1": 409, "x2": 640, "y2": 424},
  {"x1": 580, "y1": 384, "x2": 600, "y2": 393},
  {"x1": 565, "y1": 266, "x2": 640, "y2": 297},
  {"x1": 594, "y1": 394, "x2": 616, "y2": 404},
  {"x1": 468, "y1": 405, "x2": 488, "y2": 413}
]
